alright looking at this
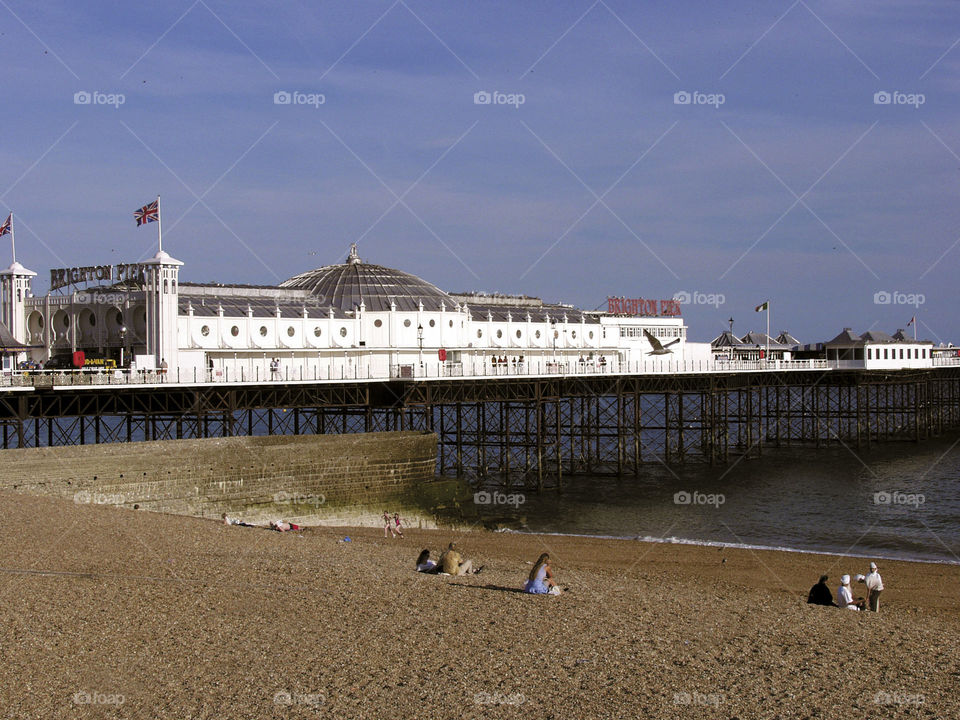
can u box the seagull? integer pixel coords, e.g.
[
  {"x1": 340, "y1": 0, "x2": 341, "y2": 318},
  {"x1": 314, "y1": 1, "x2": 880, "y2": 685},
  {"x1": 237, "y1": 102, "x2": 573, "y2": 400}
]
[{"x1": 643, "y1": 329, "x2": 681, "y2": 355}]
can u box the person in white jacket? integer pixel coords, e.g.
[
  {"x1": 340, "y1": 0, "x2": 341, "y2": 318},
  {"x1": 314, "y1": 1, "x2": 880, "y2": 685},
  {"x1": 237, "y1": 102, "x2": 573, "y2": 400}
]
[
  {"x1": 864, "y1": 562, "x2": 884, "y2": 612},
  {"x1": 837, "y1": 575, "x2": 865, "y2": 610}
]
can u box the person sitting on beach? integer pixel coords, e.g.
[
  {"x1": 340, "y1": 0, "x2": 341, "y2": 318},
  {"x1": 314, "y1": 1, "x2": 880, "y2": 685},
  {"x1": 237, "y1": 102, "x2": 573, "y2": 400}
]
[
  {"x1": 807, "y1": 574, "x2": 834, "y2": 606},
  {"x1": 415, "y1": 549, "x2": 439, "y2": 573},
  {"x1": 439, "y1": 543, "x2": 481, "y2": 576},
  {"x1": 393, "y1": 512, "x2": 405, "y2": 539},
  {"x1": 523, "y1": 553, "x2": 562, "y2": 595},
  {"x1": 270, "y1": 520, "x2": 302, "y2": 532},
  {"x1": 837, "y1": 575, "x2": 866, "y2": 610}
]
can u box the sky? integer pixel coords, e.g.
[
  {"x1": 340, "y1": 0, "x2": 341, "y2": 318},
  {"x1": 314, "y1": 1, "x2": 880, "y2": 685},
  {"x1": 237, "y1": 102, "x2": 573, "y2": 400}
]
[{"x1": 1, "y1": 0, "x2": 959, "y2": 345}]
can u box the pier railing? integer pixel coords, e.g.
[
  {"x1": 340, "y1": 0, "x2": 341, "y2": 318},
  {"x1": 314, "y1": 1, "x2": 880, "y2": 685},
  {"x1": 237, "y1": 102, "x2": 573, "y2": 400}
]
[{"x1": 2, "y1": 358, "x2": 836, "y2": 388}]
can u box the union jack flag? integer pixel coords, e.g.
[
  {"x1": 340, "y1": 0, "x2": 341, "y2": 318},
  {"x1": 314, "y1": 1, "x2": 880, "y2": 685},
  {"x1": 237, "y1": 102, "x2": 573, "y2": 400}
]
[
  {"x1": 134, "y1": 200, "x2": 158, "y2": 226},
  {"x1": 907, "y1": 316, "x2": 916, "y2": 327},
  {"x1": 0, "y1": 213, "x2": 10, "y2": 236}
]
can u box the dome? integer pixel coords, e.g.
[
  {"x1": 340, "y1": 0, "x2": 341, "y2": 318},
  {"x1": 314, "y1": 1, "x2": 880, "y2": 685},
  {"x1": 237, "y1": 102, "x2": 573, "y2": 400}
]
[{"x1": 279, "y1": 244, "x2": 456, "y2": 312}]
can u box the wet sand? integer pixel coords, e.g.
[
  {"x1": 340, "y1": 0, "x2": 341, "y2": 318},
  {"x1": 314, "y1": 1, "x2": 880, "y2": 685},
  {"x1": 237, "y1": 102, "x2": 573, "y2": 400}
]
[{"x1": 1, "y1": 489, "x2": 957, "y2": 719}]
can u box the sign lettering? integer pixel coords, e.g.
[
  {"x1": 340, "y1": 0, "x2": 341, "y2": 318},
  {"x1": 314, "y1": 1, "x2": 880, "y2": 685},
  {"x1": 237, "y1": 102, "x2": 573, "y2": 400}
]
[
  {"x1": 49, "y1": 263, "x2": 151, "y2": 292},
  {"x1": 607, "y1": 297, "x2": 682, "y2": 318}
]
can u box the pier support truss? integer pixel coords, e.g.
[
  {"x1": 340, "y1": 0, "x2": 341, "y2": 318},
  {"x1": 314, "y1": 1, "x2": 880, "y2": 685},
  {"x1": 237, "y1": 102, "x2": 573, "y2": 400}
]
[{"x1": 3, "y1": 369, "x2": 960, "y2": 488}]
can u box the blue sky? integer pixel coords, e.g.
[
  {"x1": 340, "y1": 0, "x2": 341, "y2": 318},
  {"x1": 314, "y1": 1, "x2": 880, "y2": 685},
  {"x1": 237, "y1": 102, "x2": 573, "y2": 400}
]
[{"x1": 1, "y1": 1, "x2": 959, "y2": 344}]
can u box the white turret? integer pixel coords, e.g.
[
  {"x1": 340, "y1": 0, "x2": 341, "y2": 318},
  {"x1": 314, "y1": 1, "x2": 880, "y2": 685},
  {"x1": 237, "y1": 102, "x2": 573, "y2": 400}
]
[
  {"x1": 141, "y1": 250, "x2": 182, "y2": 370},
  {"x1": 0, "y1": 260, "x2": 37, "y2": 368}
]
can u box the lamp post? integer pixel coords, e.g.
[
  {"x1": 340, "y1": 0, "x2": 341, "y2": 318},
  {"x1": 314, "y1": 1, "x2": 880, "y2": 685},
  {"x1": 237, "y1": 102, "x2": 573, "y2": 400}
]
[
  {"x1": 119, "y1": 325, "x2": 127, "y2": 367},
  {"x1": 417, "y1": 323, "x2": 424, "y2": 370}
]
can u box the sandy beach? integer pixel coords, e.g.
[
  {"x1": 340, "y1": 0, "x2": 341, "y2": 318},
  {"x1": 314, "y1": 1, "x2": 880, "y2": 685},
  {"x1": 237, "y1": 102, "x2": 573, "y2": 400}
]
[{"x1": 1, "y1": 489, "x2": 957, "y2": 719}]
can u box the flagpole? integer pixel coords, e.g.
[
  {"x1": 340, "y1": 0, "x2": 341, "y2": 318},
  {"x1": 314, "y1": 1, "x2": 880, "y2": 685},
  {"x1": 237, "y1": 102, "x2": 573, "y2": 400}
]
[
  {"x1": 766, "y1": 302, "x2": 770, "y2": 362},
  {"x1": 156, "y1": 195, "x2": 162, "y2": 253},
  {"x1": 914, "y1": 316, "x2": 917, "y2": 342},
  {"x1": 9, "y1": 213, "x2": 14, "y2": 264}
]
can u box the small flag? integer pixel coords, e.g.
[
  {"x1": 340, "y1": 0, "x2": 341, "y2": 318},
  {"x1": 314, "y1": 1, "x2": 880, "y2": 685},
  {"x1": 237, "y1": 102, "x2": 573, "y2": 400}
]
[
  {"x1": 0, "y1": 213, "x2": 10, "y2": 237},
  {"x1": 134, "y1": 200, "x2": 159, "y2": 226},
  {"x1": 907, "y1": 316, "x2": 915, "y2": 327},
  {"x1": 755, "y1": 301, "x2": 768, "y2": 312}
]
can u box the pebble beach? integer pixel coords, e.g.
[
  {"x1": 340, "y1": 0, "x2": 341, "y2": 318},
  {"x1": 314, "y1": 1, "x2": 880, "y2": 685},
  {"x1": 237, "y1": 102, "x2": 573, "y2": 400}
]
[{"x1": 1, "y1": 489, "x2": 958, "y2": 719}]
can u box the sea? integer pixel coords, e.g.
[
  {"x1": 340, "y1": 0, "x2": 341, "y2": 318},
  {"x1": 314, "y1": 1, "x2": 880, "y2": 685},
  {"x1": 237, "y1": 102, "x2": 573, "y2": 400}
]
[{"x1": 476, "y1": 433, "x2": 960, "y2": 565}]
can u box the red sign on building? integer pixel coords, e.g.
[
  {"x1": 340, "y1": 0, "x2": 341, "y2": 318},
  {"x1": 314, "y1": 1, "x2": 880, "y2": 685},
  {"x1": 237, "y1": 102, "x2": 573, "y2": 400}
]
[{"x1": 607, "y1": 297, "x2": 682, "y2": 317}]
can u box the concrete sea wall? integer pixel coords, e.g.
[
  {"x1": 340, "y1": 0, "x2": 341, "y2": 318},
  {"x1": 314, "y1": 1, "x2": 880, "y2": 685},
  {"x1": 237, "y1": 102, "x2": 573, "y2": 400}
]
[{"x1": 0, "y1": 431, "x2": 444, "y2": 526}]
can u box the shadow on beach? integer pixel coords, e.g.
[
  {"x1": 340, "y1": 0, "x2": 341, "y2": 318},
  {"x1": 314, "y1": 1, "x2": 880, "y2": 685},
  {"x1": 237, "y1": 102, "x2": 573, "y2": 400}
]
[{"x1": 446, "y1": 583, "x2": 527, "y2": 594}]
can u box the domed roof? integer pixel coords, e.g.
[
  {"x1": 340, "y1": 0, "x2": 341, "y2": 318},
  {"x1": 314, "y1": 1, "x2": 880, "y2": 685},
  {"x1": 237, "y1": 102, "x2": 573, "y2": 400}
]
[{"x1": 279, "y1": 244, "x2": 456, "y2": 312}]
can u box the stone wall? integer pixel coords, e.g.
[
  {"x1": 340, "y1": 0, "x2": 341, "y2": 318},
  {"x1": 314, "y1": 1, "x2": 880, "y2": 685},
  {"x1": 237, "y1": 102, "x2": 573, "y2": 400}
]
[{"x1": 0, "y1": 431, "x2": 439, "y2": 525}]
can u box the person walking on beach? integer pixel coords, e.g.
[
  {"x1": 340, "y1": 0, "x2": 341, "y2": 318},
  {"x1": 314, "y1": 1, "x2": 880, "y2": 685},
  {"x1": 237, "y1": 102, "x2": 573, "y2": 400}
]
[
  {"x1": 837, "y1": 575, "x2": 866, "y2": 610},
  {"x1": 864, "y1": 562, "x2": 884, "y2": 612},
  {"x1": 523, "y1": 553, "x2": 562, "y2": 595},
  {"x1": 439, "y1": 542, "x2": 481, "y2": 575},
  {"x1": 807, "y1": 574, "x2": 834, "y2": 606},
  {"x1": 393, "y1": 512, "x2": 404, "y2": 539}
]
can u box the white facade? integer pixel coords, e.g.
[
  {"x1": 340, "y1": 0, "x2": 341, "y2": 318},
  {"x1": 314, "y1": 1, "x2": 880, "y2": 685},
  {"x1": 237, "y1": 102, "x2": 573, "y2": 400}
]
[{"x1": 3, "y1": 250, "x2": 691, "y2": 378}]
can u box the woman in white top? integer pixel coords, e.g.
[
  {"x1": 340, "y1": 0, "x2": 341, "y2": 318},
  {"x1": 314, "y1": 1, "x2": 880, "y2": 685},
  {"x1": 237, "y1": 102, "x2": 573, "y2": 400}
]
[
  {"x1": 415, "y1": 549, "x2": 439, "y2": 573},
  {"x1": 837, "y1": 575, "x2": 865, "y2": 610}
]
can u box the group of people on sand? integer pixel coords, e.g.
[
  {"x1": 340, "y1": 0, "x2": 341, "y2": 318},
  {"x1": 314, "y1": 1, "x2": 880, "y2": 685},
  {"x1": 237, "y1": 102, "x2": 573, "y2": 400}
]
[
  {"x1": 416, "y1": 545, "x2": 564, "y2": 595},
  {"x1": 807, "y1": 562, "x2": 884, "y2": 612},
  {"x1": 382, "y1": 512, "x2": 404, "y2": 538}
]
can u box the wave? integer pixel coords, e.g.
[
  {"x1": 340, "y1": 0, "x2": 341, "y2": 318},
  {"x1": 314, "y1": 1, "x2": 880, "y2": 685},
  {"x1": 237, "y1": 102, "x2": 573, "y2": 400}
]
[{"x1": 499, "y1": 528, "x2": 960, "y2": 566}]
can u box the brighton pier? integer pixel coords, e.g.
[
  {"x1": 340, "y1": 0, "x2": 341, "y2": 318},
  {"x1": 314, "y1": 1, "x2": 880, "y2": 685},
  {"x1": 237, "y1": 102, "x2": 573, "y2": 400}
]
[{"x1": 2, "y1": 245, "x2": 960, "y2": 488}]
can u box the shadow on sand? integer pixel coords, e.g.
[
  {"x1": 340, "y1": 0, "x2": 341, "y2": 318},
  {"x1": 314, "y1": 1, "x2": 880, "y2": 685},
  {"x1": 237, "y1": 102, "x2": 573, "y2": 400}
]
[{"x1": 446, "y1": 583, "x2": 527, "y2": 594}]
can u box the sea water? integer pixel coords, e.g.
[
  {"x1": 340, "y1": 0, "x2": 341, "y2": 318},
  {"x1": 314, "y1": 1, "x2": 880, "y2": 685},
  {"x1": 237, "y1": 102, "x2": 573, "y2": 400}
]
[{"x1": 479, "y1": 433, "x2": 960, "y2": 565}]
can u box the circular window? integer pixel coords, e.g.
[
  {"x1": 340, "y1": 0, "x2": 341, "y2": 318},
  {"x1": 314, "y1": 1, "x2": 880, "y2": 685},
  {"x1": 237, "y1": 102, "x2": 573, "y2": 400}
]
[
  {"x1": 231, "y1": 326, "x2": 239, "y2": 337},
  {"x1": 374, "y1": 319, "x2": 382, "y2": 328},
  {"x1": 496, "y1": 329, "x2": 503, "y2": 339},
  {"x1": 313, "y1": 327, "x2": 322, "y2": 337},
  {"x1": 535, "y1": 330, "x2": 541, "y2": 339},
  {"x1": 339, "y1": 327, "x2": 347, "y2": 337},
  {"x1": 572, "y1": 331, "x2": 577, "y2": 339},
  {"x1": 449, "y1": 320, "x2": 453, "y2": 328},
  {"x1": 429, "y1": 319, "x2": 435, "y2": 327},
  {"x1": 259, "y1": 326, "x2": 267, "y2": 337},
  {"x1": 515, "y1": 330, "x2": 521, "y2": 339},
  {"x1": 589, "y1": 331, "x2": 594, "y2": 339},
  {"x1": 201, "y1": 325, "x2": 210, "y2": 336},
  {"x1": 477, "y1": 329, "x2": 483, "y2": 338},
  {"x1": 403, "y1": 319, "x2": 411, "y2": 327},
  {"x1": 287, "y1": 327, "x2": 295, "y2": 337}
]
